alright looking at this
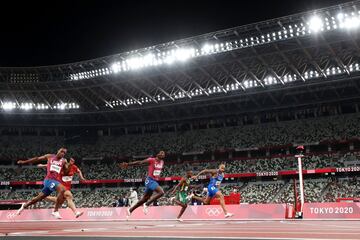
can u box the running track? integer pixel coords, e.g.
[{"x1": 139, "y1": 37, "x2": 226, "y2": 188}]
[{"x1": 1, "y1": 220, "x2": 360, "y2": 240}]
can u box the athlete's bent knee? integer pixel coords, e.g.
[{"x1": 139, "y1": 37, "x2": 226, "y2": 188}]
[{"x1": 64, "y1": 191, "x2": 73, "y2": 199}]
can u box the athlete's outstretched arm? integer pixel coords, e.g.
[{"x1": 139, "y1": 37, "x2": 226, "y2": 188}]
[
  {"x1": 37, "y1": 164, "x2": 47, "y2": 168},
  {"x1": 169, "y1": 178, "x2": 185, "y2": 195},
  {"x1": 17, "y1": 154, "x2": 51, "y2": 165},
  {"x1": 193, "y1": 169, "x2": 217, "y2": 179},
  {"x1": 119, "y1": 158, "x2": 150, "y2": 169},
  {"x1": 77, "y1": 169, "x2": 86, "y2": 181}
]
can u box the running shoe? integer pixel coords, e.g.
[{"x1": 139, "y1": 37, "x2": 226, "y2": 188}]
[
  {"x1": 75, "y1": 211, "x2": 84, "y2": 218},
  {"x1": 143, "y1": 203, "x2": 149, "y2": 215},
  {"x1": 16, "y1": 203, "x2": 25, "y2": 216},
  {"x1": 126, "y1": 208, "x2": 131, "y2": 218},
  {"x1": 51, "y1": 211, "x2": 62, "y2": 219}
]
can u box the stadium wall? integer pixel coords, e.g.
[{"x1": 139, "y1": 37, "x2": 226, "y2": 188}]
[
  {"x1": 2, "y1": 203, "x2": 360, "y2": 222},
  {"x1": 1, "y1": 204, "x2": 286, "y2": 222}
]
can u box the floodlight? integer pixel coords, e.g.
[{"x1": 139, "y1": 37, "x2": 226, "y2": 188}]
[
  {"x1": 20, "y1": 103, "x2": 33, "y2": 111},
  {"x1": 343, "y1": 16, "x2": 360, "y2": 29},
  {"x1": 111, "y1": 63, "x2": 121, "y2": 73},
  {"x1": 2, "y1": 102, "x2": 16, "y2": 111},
  {"x1": 337, "y1": 13, "x2": 344, "y2": 20},
  {"x1": 308, "y1": 16, "x2": 323, "y2": 33},
  {"x1": 175, "y1": 48, "x2": 194, "y2": 61}
]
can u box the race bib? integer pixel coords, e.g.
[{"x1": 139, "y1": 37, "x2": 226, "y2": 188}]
[
  {"x1": 50, "y1": 164, "x2": 61, "y2": 173},
  {"x1": 62, "y1": 176, "x2": 73, "y2": 182},
  {"x1": 153, "y1": 170, "x2": 161, "y2": 176}
]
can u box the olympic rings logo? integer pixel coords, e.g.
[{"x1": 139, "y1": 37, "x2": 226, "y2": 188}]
[
  {"x1": 7, "y1": 212, "x2": 17, "y2": 219},
  {"x1": 205, "y1": 207, "x2": 223, "y2": 216}
]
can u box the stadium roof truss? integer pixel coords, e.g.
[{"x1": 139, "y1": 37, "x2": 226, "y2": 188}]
[{"x1": 0, "y1": 1, "x2": 360, "y2": 125}]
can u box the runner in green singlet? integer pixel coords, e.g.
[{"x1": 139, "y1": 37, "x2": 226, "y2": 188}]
[{"x1": 169, "y1": 170, "x2": 193, "y2": 221}]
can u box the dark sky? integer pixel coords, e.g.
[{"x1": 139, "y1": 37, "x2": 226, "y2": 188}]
[{"x1": 0, "y1": 0, "x2": 348, "y2": 67}]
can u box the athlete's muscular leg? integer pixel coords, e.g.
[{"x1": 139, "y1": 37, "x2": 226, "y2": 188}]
[
  {"x1": 64, "y1": 190, "x2": 77, "y2": 214},
  {"x1": 192, "y1": 195, "x2": 211, "y2": 205},
  {"x1": 45, "y1": 196, "x2": 57, "y2": 203},
  {"x1": 54, "y1": 184, "x2": 66, "y2": 212},
  {"x1": 23, "y1": 192, "x2": 47, "y2": 208},
  {"x1": 191, "y1": 195, "x2": 204, "y2": 203},
  {"x1": 145, "y1": 186, "x2": 164, "y2": 206},
  {"x1": 215, "y1": 191, "x2": 228, "y2": 215},
  {"x1": 174, "y1": 199, "x2": 187, "y2": 219},
  {"x1": 129, "y1": 192, "x2": 151, "y2": 213}
]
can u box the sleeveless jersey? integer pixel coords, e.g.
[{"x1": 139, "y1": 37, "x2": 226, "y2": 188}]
[
  {"x1": 208, "y1": 170, "x2": 224, "y2": 187},
  {"x1": 147, "y1": 157, "x2": 164, "y2": 179},
  {"x1": 61, "y1": 164, "x2": 79, "y2": 190},
  {"x1": 180, "y1": 177, "x2": 191, "y2": 192},
  {"x1": 45, "y1": 155, "x2": 66, "y2": 182},
  {"x1": 61, "y1": 164, "x2": 79, "y2": 183}
]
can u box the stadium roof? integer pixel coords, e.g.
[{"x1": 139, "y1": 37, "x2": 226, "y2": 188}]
[{"x1": 1, "y1": 1, "x2": 360, "y2": 126}]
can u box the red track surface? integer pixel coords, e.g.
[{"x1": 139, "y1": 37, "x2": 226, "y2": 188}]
[{"x1": 1, "y1": 220, "x2": 360, "y2": 239}]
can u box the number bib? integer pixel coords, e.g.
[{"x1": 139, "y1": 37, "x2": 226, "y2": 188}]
[
  {"x1": 153, "y1": 170, "x2": 161, "y2": 176},
  {"x1": 50, "y1": 164, "x2": 61, "y2": 173},
  {"x1": 62, "y1": 176, "x2": 73, "y2": 182}
]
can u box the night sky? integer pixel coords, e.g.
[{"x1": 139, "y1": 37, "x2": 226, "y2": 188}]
[{"x1": 0, "y1": 0, "x2": 348, "y2": 67}]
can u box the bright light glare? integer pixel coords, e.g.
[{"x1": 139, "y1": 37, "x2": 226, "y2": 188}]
[
  {"x1": 343, "y1": 16, "x2": 360, "y2": 29},
  {"x1": 308, "y1": 16, "x2": 323, "y2": 32},
  {"x1": 2, "y1": 102, "x2": 16, "y2": 111},
  {"x1": 175, "y1": 48, "x2": 194, "y2": 61},
  {"x1": 337, "y1": 13, "x2": 344, "y2": 20},
  {"x1": 1, "y1": 101, "x2": 79, "y2": 111},
  {"x1": 201, "y1": 44, "x2": 213, "y2": 54},
  {"x1": 20, "y1": 103, "x2": 33, "y2": 111},
  {"x1": 111, "y1": 63, "x2": 121, "y2": 73},
  {"x1": 72, "y1": 10, "x2": 360, "y2": 81}
]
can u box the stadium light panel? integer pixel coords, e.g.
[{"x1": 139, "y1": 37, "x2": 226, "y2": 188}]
[
  {"x1": 343, "y1": 16, "x2": 360, "y2": 29},
  {"x1": 175, "y1": 48, "x2": 195, "y2": 61},
  {"x1": 20, "y1": 103, "x2": 33, "y2": 111},
  {"x1": 71, "y1": 5, "x2": 360, "y2": 99},
  {"x1": 308, "y1": 16, "x2": 323, "y2": 33},
  {"x1": 2, "y1": 102, "x2": 16, "y2": 111},
  {"x1": 337, "y1": 13, "x2": 344, "y2": 20}
]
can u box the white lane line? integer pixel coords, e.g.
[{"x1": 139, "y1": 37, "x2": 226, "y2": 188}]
[
  {"x1": 56, "y1": 229, "x2": 360, "y2": 235},
  {"x1": 26, "y1": 234, "x2": 360, "y2": 240},
  {"x1": 282, "y1": 221, "x2": 360, "y2": 230},
  {"x1": 9, "y1": 231, "x2": 50, "y2": 235}
]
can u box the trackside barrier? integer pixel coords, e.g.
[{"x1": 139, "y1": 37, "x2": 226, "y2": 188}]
[
  {"x1": 303, "y1": 202, "x2": 360, "y2": 219},
  {"x1": 210, "y1": 193, "x2": 241, "y2": 205},
  {"x1": 3, "y1": 203, "x2": 360, "y2": 221},
  {"x1": 0, "y1": 204, "x2": 286, "y2": 222},
  {"x1": 285, "y1": 204, "x2": 295, "y2": 219}
]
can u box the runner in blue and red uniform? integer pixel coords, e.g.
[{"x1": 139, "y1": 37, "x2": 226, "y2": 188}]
[
  {"x1": 16, "y1": 148, "x2": 68, "y2": 219},
  {"x1": 38, "y1": 157, "x2": 85, "y2": 218},
  {"x1": 119, "y1": 150, "x2": 165, "y2": 217},
  {"x1": 191, "y1": 163, "x2": 234, "y2": 218}
]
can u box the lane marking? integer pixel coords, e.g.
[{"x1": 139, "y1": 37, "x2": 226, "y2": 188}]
[{"x1": 282, "y1": 221, "x2": 360, "y2": 230}]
